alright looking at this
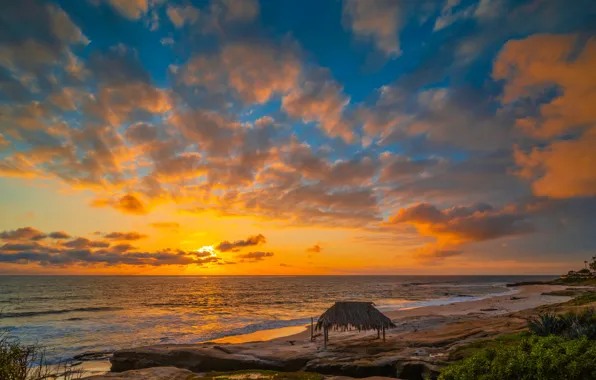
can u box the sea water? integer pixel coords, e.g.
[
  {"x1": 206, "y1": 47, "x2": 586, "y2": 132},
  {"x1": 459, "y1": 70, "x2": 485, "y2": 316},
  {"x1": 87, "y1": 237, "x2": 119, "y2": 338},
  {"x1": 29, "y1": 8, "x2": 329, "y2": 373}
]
[{"x1": 0, "y1": 275, "x2": 555, "y2": 362}]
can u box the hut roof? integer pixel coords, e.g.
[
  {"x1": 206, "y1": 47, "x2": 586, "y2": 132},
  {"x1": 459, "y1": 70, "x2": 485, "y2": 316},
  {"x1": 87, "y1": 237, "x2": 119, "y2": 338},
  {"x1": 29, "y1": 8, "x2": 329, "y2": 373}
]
[{"x1": 315, "y1": 301, "x2": 396, "y2": 331}]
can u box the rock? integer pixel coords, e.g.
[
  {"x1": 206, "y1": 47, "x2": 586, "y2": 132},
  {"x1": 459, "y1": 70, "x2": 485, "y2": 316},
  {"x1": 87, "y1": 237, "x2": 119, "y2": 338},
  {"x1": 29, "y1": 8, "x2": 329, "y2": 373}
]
[
  {"x1": 86, "y1": 366, "x2": 200, "y2": 379},
  {"x1": 395, "y1": 360, "x2": 442, "y2": 380},
  {"x1": 110, "y1": 344, "x2": 310, "y2": 373}
]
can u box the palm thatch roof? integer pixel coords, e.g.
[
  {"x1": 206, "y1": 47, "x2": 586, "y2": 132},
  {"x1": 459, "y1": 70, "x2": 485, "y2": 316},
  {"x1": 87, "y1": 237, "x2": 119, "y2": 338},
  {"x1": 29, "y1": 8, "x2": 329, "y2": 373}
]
[{"x1": 315, "y1": 301, "x2": 396, "y2": 332}]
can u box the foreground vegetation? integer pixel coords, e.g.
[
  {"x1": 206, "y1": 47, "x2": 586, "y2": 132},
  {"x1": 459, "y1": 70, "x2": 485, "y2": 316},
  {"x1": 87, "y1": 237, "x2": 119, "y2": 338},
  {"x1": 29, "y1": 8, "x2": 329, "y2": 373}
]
[
  {"x1": 441, "y1": 292, "x2": 596, "y2": 380},
  {"x1": 440, "y1": 335, "x2": 596, "y2": 380},
  {"x1": 0, "y1": 330, "x2": 81, "y2": 380}
]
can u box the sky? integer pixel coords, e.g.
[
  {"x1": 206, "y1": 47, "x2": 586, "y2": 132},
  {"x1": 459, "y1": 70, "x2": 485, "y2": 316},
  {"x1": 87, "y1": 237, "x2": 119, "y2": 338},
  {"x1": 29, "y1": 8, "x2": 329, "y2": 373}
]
[{"x1": 0, "y1": 0, "x2": 595, "y2": 275}]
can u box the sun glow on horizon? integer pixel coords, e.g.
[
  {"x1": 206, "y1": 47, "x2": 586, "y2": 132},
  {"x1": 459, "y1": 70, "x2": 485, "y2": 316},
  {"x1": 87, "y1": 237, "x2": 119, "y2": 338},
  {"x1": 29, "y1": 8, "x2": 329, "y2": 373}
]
[{"x1": 198, "y1": 246, "x2": 217, "y2": 257}]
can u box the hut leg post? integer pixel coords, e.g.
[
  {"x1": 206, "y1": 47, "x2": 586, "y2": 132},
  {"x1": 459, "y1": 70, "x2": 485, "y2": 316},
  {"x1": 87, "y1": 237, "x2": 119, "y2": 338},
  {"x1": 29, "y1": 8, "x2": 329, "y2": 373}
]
[
  {"x1": 324, "y1": 326, "x2": 328, "y2": 349},
  {"x1": 377, "y1": 329, "x2": 380, "y2": 339},
  {"x1": 310, "y1": 317, "x2": 314, "y2": 341},
  {"x1": 383, "y1": 326, "x2": 386, "y2": 342}
]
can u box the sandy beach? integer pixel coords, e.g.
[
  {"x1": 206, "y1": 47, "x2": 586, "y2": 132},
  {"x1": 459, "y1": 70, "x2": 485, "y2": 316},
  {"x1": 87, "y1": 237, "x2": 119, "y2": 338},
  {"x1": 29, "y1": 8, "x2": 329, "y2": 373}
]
[{"x1": 79, "y1": 284, "x2": 573, "y2": 378}]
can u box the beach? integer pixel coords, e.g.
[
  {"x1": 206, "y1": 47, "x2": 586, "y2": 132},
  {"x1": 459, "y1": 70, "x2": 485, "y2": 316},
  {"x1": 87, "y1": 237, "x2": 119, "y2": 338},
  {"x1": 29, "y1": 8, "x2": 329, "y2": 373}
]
[{"x1": 79, "y1": 284, "x2": 572, "y2": 378}]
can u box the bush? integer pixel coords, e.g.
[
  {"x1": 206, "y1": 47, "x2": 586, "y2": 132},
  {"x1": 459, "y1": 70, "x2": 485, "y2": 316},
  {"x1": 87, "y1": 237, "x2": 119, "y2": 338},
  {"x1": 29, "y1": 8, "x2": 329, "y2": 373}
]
[
  {"x1": 527, "y1": 313, "x2": 565, "y2": 336},
  {"x1": 439, "y1": 335, "x2": 596, "y2": 380},
  {"x1": 0, "y1": 329, "x2": 81, "y2": 380},
  {"x1": 527, "y1": 308, "x2": 596, "y2": 339}
]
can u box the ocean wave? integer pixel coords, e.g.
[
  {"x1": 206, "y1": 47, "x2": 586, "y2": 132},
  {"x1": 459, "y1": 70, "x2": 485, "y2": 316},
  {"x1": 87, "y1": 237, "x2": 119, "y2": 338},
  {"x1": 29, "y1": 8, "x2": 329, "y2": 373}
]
[
  {"x1": 0, "y1": 307, "x2": 123, "y2": 319},
  {"x1": 375, "y1": 287, "x2": 518, "y2": 312}
]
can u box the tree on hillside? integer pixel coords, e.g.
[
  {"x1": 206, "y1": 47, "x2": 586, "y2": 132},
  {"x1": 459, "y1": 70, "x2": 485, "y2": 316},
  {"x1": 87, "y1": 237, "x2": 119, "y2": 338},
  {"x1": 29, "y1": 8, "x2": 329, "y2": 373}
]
[{"x1": 590, "y1": 256, "x2": 596, "y2": 272}]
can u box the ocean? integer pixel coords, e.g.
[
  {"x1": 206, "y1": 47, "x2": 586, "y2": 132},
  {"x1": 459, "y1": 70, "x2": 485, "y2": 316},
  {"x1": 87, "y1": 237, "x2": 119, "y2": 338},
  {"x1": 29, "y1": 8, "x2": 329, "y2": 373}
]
[{"x1": 0, "y1": 275, "x2": 555, "y2": 362}]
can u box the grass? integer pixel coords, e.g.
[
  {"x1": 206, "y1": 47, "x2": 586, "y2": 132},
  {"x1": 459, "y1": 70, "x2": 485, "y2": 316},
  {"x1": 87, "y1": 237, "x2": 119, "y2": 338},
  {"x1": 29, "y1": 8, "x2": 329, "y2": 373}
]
[
  {"x1": 447, "y1": 332, "x2": 531, "y2": 361},
  {"x1": 563, "y1": 292, "x2": 596, "y2": 306},
  {"x1": 0, "y1": 329, "x2": 81, "y2": 380},
  {"x1": 552, "y1": 277, "x2": 596, "y2": 286},
  {"x1": 198, "y1": 370, "x2": 323, "y2": 380}
]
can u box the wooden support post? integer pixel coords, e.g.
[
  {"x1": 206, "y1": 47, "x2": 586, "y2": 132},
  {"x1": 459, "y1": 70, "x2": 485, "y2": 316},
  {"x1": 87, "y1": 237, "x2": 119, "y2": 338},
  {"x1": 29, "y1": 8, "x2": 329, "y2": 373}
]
[
  {"x1": 382, "y1": 326, "x2": 386, "y2": 342},
  {"x1": 377, "y1": 329, "x2": 380, "y2": 339},
  {"x1": 311, "y1": 317, "x2": 314, "y2": 341},
  {"x1": 324, "y1": 326, "x2": 328, "y2": 349}
]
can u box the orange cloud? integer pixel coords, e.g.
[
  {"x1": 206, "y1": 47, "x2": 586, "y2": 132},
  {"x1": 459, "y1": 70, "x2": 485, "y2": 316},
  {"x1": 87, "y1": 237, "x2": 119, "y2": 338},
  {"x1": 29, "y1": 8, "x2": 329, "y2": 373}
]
[
  {"x1": 494, "y1": 34, "x2": 596, "y2": 139},
  {"x1": 166, "y1": 4, "x2": 200, "y2": 28},
  {"x1": 179, "y1": 42, "x2": 301, "y2": 104},
  {"x1": 514, "y1": 129, "x2": 596, "y2": 198},
  {"x1": 343, "y1": 0, "x2": 402, "y2": 56},
  {"x1": 387, "y1": 202, "x2": 534, "y2": 261},
  {"x1": 282, "y1": 75, "x2": 353, "y2": 142},
  {"x1": 494, "y1": 34, "x2": 596, "y2": 198},
  {"x1": 91, "y1": 194, "x2": 149, "y2": 215},
  {"x1": 104, "y1": 0, "x2": 149, "y2": 20}
]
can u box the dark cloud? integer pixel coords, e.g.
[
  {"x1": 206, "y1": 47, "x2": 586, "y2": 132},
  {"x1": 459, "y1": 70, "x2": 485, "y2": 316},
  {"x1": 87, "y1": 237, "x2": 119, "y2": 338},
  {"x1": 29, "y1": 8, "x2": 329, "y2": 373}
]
[
  {"x1": 104, "y1": 232, "x2": 148, "y2": 241},
  {"x1": 92, "y1": 194, "x2": 149, "y2": 215},
  {"x1": 0, "y1": 227, "x2": 46, "y2": 241},
  {"x1": 48, "y1": 231, "x2": 71, "y2": 239},
  {"x1": 62, "y1": 237, "x2": 110, "y2": 249},
  {"x1": 0, "y1": 227, "x2": 223, "y2": 267},
  {"x1": 236, "y1": 251, "x2": 274, "y2": 262},
  {"x1": 387, "y1": 202, "x2": 534, "y2": 261},
  {"x1": 306, "y1": 244, "x2": 322, "y2": 253},
  {"x1": 215, "y1": 234, "x2": 266, "y2": 252}
]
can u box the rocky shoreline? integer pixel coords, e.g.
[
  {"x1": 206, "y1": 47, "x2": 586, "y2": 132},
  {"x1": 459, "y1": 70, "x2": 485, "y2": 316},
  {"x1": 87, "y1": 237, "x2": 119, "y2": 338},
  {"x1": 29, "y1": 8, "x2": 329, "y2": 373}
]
[{"x1": 87, "y1": 285, "x2": 583, "y2": 380}]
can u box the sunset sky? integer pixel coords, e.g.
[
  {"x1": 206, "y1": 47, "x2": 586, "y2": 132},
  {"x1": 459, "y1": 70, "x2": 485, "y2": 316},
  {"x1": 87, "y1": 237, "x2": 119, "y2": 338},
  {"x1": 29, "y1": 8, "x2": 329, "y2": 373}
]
[{"x1": 1, "y1": 0, "x2": 595, "y2": 275}]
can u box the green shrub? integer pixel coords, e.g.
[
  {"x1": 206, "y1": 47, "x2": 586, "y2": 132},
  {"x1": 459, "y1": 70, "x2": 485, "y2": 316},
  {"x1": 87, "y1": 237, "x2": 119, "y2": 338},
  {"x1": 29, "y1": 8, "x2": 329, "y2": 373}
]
[
  {"x1": 0, "y1": 329, "x2": 81, "y2": 380},
  {"x1": 527, "y1": 313, "x2": 565, "y2": 336},
  {"x1": 527, "y1": 308, "x2": 596, "y2": 339},
  {"x1": 439, "y1": 335, "x2": 596, "y2": 380}
]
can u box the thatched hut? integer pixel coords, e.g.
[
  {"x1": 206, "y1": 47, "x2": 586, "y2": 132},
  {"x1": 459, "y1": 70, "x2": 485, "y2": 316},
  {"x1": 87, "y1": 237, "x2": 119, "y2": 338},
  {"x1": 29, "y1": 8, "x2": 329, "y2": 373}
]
[{"x1": 315, "y1": 301, "x2": 396, "y2": 348}]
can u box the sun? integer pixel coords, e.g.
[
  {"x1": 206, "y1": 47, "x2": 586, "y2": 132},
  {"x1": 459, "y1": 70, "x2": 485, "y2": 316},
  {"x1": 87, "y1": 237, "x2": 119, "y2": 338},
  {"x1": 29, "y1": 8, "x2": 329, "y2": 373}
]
[{"x1": 198, "y1": 246, "x2": 217, "y2": 257}]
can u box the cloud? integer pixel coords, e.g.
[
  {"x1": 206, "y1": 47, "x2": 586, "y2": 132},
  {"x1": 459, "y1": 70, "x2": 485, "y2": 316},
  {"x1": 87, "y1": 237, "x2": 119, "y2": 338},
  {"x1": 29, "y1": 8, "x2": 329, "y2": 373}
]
[
  {"x1": 386, "y1": 202, "x2": 534, "y2": 260},
  {"x1": 217, "y1": 0, "x2": 259, "y2": 22},
  {"x1": 62, "y1": 237, "x2": 110, "y2": 249},
  {"x1": 282, "y1": 71, "x2": 353, "y2": 142},
  {"x1": 412, "y1": 246, "x2": 464, "y2": 263},
  {"x1": 306, "y1": 244, "x2": 322, "y2": 253},
  {"x1": 48, "y1": 231, "x2": 71, "y2": 240},
  {"x1": 91, "y1": 194, "x2": 149, "y2": 215},
  {"x1": 178, "y1": 42, "x2": 301, "y2": 104},
  {"x1": 215, "y1": 234, "x2": 266, "y2": 252},
  {"x1": 0, "y1": 227, "x2": 46, "y2": 241},
  {"x1": 104, "y1": 0, "x2": 149, "y2": 20},
  {"x1": 236, "y1": 251, "x2": 274, "y2": 262},
  {"x1": 433, "y1": 0, "x2": 476, "y2": 31},
  {"x1": 514, "y1": 129, "x2": 596, "y2": 198},
  {"x1": 493, "y1": 34, "x2": 596, "y2": 139},
  {"x1": 343, "y1": 0, "x2": 402, "y2": 56},
  {"x1": 0, "y1": 227, "x2": 227, "y2": 268},
  {"x1": 166, "y1": 5, "x2": 200, "y2": 28},
  {"x1": 104, "y1": 232, "x2": 148, "y2": 241},
  {"x1": 491, "y1": 33, "x2": 596, "y2": 199}
]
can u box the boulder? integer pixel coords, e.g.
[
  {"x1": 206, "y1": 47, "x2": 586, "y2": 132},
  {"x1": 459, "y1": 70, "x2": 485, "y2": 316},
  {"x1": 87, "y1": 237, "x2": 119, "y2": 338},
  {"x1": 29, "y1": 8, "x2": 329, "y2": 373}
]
[
  {"x1": 110, "y1": 344, "x2": 309, "y2": 373},
  {"x1": 86, "y1": 366, "x2": 200, "y2": 379}
]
